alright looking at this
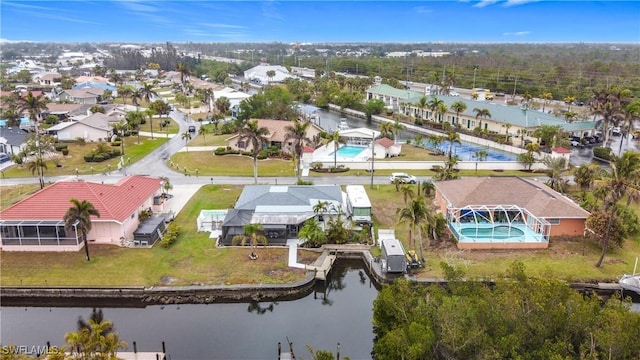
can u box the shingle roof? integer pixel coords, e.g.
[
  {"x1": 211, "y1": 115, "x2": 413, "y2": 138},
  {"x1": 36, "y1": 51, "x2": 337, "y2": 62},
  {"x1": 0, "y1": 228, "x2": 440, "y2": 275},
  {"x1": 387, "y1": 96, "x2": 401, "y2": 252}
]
[
  {"x1": 0, "y1": 176, "x2": 162, "y2": 222},
  {"x1": 435, "y1": 177, "x2": 590, "y2": 218},
  {"x1": 234, "y1": 185, "x2": 343, "y2": 210},
  {"x1": 0, "y1": 127, "x2": 28, "y2": 146}
]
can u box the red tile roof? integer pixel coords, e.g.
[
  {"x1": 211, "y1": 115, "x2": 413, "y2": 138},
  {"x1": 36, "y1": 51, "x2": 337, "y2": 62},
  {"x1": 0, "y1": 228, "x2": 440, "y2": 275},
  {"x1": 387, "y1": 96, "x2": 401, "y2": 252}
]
[
  {"x1": 303, "y1": 146, "x2": 315, "y2": 153},
  {"x1": 0, "y1": 176, "x2": 162, "y2": 222},
  {"x1": 376, "y1": 137, "x2": 395, "y2": 148},
  {"x1": 552, "y1": 147, "x2": 572, "y2": 154}
]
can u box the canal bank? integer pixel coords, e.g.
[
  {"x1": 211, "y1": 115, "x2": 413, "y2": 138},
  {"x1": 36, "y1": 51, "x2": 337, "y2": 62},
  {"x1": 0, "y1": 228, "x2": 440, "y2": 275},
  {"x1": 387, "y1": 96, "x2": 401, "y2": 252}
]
[{"x1": 1, "y1": 247, "x2": 634, "y2": 306}]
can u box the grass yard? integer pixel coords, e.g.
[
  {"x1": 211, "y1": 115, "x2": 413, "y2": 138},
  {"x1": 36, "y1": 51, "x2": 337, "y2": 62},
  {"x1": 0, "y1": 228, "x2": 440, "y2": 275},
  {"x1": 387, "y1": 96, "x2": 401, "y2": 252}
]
[
  {"x1": 0, "y1": 184, "x2": 41, "y2": 210},
  {"x1": 1, "y1": 137, "x2": 168, "y2": 178},
  {"x1": 365, "y1": 184, "x2": 640, "y2": 282},
  {"x1": 0, "y1": 185, "x2": 320, "y2": 286},
  {"x1": 187, "y1": 132, "x2": 229, "y2": 147},
  {"x1": 170, "y1": 152, "x2": 296, "y2": 177},
  {"x1": 138, "y1": 116, "x2": 179, "y2": 135}
]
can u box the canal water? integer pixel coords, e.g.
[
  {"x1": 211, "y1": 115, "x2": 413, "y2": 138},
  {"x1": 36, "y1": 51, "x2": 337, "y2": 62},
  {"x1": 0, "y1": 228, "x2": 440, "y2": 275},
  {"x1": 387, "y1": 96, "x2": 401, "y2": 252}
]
[{"x1": 0, "y1": 261, "x2": 379, "y2": 360}]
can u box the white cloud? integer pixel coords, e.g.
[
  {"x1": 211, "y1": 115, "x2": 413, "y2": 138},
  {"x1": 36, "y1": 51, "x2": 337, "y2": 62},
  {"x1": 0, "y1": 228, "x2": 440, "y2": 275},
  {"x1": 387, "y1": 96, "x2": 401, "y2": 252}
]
[
  {"x1": 473, "y1": 0, "x2": 500, "y2": 8},
  {"x1": 199, "y1": 23, "x2": 246, "y2": 30},
  {"x1": 503, "y1": 31, "x2": 531, "y2": 36},
  {"x1": 504, "y1": 0, "x2": 540, "y2": 7}
]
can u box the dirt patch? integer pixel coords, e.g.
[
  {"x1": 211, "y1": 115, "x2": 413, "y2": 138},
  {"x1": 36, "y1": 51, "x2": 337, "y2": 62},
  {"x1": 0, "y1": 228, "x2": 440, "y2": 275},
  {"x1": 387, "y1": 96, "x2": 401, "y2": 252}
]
[{"x1": 160, "y1": 275, "x2": 177, "y2": 285}]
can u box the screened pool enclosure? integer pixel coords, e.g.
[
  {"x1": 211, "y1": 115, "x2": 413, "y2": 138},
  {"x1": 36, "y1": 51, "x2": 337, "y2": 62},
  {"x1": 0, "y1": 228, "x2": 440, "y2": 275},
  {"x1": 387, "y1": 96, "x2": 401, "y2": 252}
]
[{"x1": 446, "y1": 205, "x2": 550, "y2": 247}]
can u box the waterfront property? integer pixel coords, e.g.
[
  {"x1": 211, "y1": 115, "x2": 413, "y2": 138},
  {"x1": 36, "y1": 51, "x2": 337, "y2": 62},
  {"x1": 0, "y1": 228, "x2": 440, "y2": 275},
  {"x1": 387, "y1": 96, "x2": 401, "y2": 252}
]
[
  {"x1": 225, "y1": 119, "x2": 323, "y2": 153},
  {"x1": 434, "y1": 177, "x2": 590, "y2": 249},
  {"x1": 0, "y1": 176, "x2": 165, "y2": 251},
  {"x1": 220, "y1": 185, "x2": 344, "y2": 245}
]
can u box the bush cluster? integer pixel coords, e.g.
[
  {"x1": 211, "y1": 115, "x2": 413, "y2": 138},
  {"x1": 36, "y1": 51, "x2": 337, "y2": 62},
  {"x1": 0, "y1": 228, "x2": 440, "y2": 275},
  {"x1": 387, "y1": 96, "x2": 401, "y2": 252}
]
[
  {"x1": 593, "y1": 146, "x2": 613, "y2": 161},
  {"x1": 83, "y1": 142, "x2": 121, "y2": 162},
  {"x1": 160, "y1": 223, "x2": 179, "y2": 248}
]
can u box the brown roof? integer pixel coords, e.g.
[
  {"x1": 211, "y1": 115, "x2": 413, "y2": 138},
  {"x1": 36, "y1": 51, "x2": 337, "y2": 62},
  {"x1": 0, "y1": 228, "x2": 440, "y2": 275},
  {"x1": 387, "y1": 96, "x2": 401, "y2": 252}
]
[
  {"x1": 64, "y1": 88, "x2": 104, "y2": 98},
  {"x1": 435, "y1": 177, "x2": 590, "y2": 219},
  {"x1": 46, "y1": 103, "x2": 83, "y2": 114},
  {"x1": 0, "y1": 176, "x2": 162, "y2": 223},
  {"x1": 376, "y1": 137, "x2": 395, "y2": 148}
]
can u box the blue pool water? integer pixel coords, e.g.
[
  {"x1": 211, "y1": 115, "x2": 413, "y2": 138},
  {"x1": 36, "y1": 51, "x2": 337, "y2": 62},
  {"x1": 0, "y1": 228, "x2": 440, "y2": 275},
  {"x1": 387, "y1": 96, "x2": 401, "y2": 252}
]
[
  {"x1": 460, "y1": 226, "x2": 525, "y2": 239},
  {"x1": 332, "y1": 145, "x2": 367, "y2": 158},
  {"x1": 451, "y1": 224, "x2": 546, "y2": 243},
  {"x1": 438, "y1": 141, "x2": 516, "y2": 161},
  {"x1": 0, "y1": 118, "x2": 30, "y2": 127}
]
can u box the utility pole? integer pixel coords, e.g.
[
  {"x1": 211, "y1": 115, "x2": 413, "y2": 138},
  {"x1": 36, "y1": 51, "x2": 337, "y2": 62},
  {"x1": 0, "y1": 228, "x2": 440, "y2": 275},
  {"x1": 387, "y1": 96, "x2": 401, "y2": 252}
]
[
  {"x1": 472, "y1": 66, "x2": 478, "y2": 89},
  {"x1": 513, "y1": 75, "x2": 519, "y2": 98},
  {"x1": 370, "y1": 130, "x2": 375, "y2": 189}
]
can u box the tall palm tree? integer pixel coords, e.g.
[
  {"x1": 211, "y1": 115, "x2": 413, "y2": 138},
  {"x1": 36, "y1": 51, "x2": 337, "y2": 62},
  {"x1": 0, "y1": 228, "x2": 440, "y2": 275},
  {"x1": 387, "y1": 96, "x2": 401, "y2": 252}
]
[
  {"x1": 145, "y1": 109, "x2": 156, "y2": 139},
  {"x1": 396, "y1": 195, "x2": 430, "y2": 261},
  {"x1": 574, "y1": 163, "x2": 602, "y2": 193},
  {"x1": 473, "y1": 108, "x2": 491, "y2": 132},
  {"x1": 617, "y1": 100, "x2": 640, "y2": 156},
  {"x1": 27, "y1": 158, "x2": 47, "y2": 188},
  {"x1": 378, "y1": 121, "x2": 394, "y2": 139},
  {"x1": 414, "y1": 96, "x2": 429, "y2": 122},
  {"x1": 564, "y1": 96, "x2": 576, "y2": 111},
  {"x1": 428, "y1": 97, "x2": 444, "y2": 123},
  {"x1": 139, "y1": 82, "x2": 158, "y2": 107},
  {"x1": 215, "y1": 96, "x2": 231, "y2": 116},
  {"x1": 391, "y1": 119, "x2": 406, "y2": 144},
  {"x1": 238, "y1": 120, "x2": 270, "y2": 184},
  {"x1": 232, "y1": 223, "x2": 267, "y2": 260},
  {"x1": 64, "y1": 199, "x2": 100, "y2": 262},
  {"x1": 198, "y1": 126, "x2": 207, "y2": 145},
  {"x1": 541, "y1": 155, "x2": 568, "y2": 193},
  {"x1": 595, "y1": 151, "x2": 640, "y2": 267},
  {"x1": 445, "y1": 131, "x2": 461, "y2": 161},
  {"x1": 176, "y1": 62, "x2": 191, "y2": 89},
  {"x1": 328, "y1": 130, "x2": 345, "y2": 168},
  {"x1": 540, "y1": 92, "x2": 553, "y2": 112},
  {"x1": 18, "y1": 91, "x2": 49, "y2": 188},
  {"x1": 298, "y1": 219, "x2": 326, "y2": 247},
  {"x1": 181, "y1": 131, "x2": 192, "y2": 152},
  {"x1": 450, "y1": 100, "x2": 467, "y2": 127},
  {"x1": 284, "y1": 119, "x2": 310, "y2": 181}
]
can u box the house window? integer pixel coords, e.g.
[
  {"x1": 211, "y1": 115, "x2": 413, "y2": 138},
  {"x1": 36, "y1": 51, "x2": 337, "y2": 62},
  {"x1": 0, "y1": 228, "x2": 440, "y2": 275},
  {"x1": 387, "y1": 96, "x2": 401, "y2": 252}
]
[
  {"x1": 548, "y1": 218, "x2": 560, "y2": 225},
  {"x1": 131, "y1": 213, "x2": 135, "y2": 219},
  {"x1": 237, "y1": 140, "x2": 246, "y2": 149}
]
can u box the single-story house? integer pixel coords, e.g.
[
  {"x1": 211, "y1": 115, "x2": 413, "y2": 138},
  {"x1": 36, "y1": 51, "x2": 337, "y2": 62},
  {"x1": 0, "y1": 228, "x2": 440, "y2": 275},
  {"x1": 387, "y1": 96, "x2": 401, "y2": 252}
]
[
  {"x1": 47, "y1": 113, "x2": 119, "y2": 141},
  {"x1": 0, "y1": 176, "x2": 165, "y2": 251},
  {"x1": 434, "y1": 177, "x2": 590, "y2": 250},
  {"x1": 213, "y1": 87, "x2": 251, "y2": 109},
  {"x1": 243, "y1": 64, "x2": 297, "y2": 84},
  {"x1": 59, "y1": 88, "x2": 105, "y2": 105},
  {"x1": 226, "y1": 119, "x2": 323, "y2": 153},
  {"x1": 0, "y1": 127, "x2": 29, "y2": 155},
  {"x1": 373, "y1": 137, "x2": 401, "y2": 158},
  {"x1": 35, "y1": 73, "x2": 61, "y2": 86},
  {"x1": 338, "y1": 127, "x2": 381, "y2": 147},
  {"x1": 220, "y1": 185, "x2": 344, "y2": 245}
]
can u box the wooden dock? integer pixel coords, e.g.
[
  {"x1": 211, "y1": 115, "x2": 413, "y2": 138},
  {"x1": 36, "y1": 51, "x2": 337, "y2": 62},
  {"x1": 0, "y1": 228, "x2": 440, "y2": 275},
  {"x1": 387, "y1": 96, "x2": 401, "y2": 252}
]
[{"x1": 307, "y1": 254, "x2": 336, "y2": 281}]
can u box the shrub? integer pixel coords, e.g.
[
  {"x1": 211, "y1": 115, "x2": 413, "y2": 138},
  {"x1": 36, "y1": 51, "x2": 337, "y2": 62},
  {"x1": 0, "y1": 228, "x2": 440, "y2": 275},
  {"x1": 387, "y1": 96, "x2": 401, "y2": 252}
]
[
  {"x1": 55, "y1": 144, "x2": 68, "y2": 152},
  {"x1": 83, "y1": 141, "x2": 121, "y2": 162},
  {"x1": 111, "y1": 141, "x2": 121, "y2": 147},
  {"x1": 160, "y1": 223, "x2": 180, "y2": 248},
  {"x1": 593, "y1": 147, "x2": 613, "y2": 161},
  {"x1": 61, "y1": 149, "x2": 69, "y2": 156}
]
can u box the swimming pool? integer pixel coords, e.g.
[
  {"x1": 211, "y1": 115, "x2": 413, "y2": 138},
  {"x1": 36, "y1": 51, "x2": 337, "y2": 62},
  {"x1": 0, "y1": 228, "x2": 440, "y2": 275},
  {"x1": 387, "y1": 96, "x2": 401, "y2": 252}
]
[
  {"x1": 438, "y1": 141, "x2": 517, "y2": 161},
  {"x1": 460, "y1": 225, "x2": 525, "y2": 239},
  {"x1": 0, "y1": 118, "x2": 30, "y2": 127},
  {"x1": 331, "y1": 145, "x2": 367, "y2": 158}
]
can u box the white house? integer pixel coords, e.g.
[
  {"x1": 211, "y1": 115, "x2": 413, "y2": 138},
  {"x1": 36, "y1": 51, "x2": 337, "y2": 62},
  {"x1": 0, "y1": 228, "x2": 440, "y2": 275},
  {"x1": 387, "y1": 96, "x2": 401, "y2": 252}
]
[
  {"x1": 47, "y1": 113, "x2": 117, "y2": 141},
  {"x1": 373, "y1": 137, "x2": 401, "y2": 158},
  {"x1": 243, "y1": 64, "x2": 296, "y2": 84}
]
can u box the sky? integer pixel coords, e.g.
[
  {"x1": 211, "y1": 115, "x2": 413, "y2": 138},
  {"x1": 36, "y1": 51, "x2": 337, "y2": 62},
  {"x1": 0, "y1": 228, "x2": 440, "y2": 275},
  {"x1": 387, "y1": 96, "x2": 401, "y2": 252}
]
[{"x1": 1, "y1": 0, "x2": 639, "y2": 43}]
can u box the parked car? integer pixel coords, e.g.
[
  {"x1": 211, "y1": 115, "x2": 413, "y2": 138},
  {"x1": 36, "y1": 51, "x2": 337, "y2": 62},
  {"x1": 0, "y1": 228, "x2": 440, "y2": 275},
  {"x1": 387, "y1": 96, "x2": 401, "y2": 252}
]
[
  {"x1": 188, "y1": 125, "x2": 196, "y2": 133},
  {"x1": 0, "y1": 153, "x2": 10, "y2": 164},
  {"x1": 390, "y1": 172, "x2": 417, "y2": 184},
  {"x1": 449, "y1": 91, "x2": 460, "y2": 97}
]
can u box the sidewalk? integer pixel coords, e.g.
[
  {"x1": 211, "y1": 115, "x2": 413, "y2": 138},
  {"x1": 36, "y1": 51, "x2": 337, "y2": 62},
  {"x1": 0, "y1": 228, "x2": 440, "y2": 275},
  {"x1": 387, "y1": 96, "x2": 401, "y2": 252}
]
[{"x1": 177, "y1": 146, "x2": 221, "y2": 152}]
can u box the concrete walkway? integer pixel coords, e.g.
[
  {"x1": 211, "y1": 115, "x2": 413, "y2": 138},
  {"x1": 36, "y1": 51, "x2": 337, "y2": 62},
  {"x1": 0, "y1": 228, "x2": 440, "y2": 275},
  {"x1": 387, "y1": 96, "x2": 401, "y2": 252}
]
[{"x1": 286, "y1": 239, "x2": 306, "y2": 269}]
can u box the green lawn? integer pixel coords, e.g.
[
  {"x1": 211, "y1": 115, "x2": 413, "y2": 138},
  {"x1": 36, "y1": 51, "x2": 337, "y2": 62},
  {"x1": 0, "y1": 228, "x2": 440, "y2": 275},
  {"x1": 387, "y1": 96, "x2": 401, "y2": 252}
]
[
  {"x1": 0, "y1": 184, "x2": 41, "y2": 210},
  {"x1": 0, "y1": 185, "x2": 318, "y2": 286},
  {"x1": 1, "y1": 137, "x2": 168, "y2": 178},
  {"x1": 138, "y1": 116, "x2": 179, "y2": 134},
  {"x1": 170, "y1": 152, "x2": 296, "y2": 177},
  {"x1": 187, "y1": 132, "x2": 229, "y2": 147}
]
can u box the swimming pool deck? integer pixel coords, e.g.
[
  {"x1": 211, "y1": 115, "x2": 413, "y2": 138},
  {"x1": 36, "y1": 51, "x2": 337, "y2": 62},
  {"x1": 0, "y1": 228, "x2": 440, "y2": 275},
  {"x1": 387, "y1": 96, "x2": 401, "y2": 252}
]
[
  {"x1": 312, "y1": 142, "x2": 370, "y2": 163},
  {"x1": 449, "y1": 223, "x2": 549, "y2": 250}
]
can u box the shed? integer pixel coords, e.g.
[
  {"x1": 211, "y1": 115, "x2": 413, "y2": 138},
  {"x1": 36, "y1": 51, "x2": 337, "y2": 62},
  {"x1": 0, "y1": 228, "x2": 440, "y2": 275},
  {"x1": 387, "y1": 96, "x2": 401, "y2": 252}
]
[
  {"x1": 381, "y1": 238, "x2": 407, "y2": 273},
  {"x1": 133, "y1": 216, "x2": 166, "y2": 246}
]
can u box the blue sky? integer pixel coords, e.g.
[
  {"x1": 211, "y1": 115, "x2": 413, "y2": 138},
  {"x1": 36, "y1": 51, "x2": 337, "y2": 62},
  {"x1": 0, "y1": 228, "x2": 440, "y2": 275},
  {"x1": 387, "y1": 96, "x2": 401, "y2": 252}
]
[{"x1": 1, "y1": 1, "x2": 639, "y2": 43}]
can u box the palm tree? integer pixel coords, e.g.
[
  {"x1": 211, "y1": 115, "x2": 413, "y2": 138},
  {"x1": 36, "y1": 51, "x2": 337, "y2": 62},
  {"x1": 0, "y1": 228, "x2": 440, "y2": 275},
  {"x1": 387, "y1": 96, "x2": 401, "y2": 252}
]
[
  {"x1": 473, "y1": 108, "x2": 491, "y2": 132},
  {"x1": 64, "y1": 199, "x2": 100, "y2": 261},
  {"x1": 542, "y1": 155, "x2": 568, "y2": 193},
  {"x1": 125, "y1": 111, "x2": 144, "y2": 144},
  {"x1": 232, "y1": 223, "x2": 267, "y2": 260},
  {"x1": 474, "y1": 149, "x2": 489, "y2": 173},
  {"x1": 27, "y1": 158, "x2": 47, "y2": 188},
  {"x1": 117, "y1": 85, "x2": 132, "y2": 105},
  {"x1": 181, "y1": 131, "x2": 192, "y2": 152},
  {"x1": 502, "y1": 123, "x2": 512, "y2": 143},
  {"x1": 445, "y1": 131, "x2": 460, "y2": 161},
  {"x1": 113, "y1": 121, "x2": 128, "y2": 155},
  {"x1": 139, "y1": 82, "x2": 158, "y2": 107},
  {"x1": 414, "y1": 96, "x2": 429, "y2": 122},
  {"x1": 215, "y1": 96, "x2": 231, "y2": 117},
  {"x1": 396, "y1": 196, "x2": 430, "y2": 261},
  {"x1": 284, "y1": 119, "x2": 310, "y2": 181},
  {"x1": 435, "y1": 102, "x2": 448, "y2": 124},
  {"x1": 298, "y1": 219, "x2": 326, "y2": 247},
  {"x1": 176, "y1": 62, "x2": 191, "y2": 89},
  {"x1": 450, "y1": 100, "x2": 467, "y2": 127},
  {"x1": 574, "y1": 163, "x2": 602, "y2": 193},
  {"x1": 238, "y1": 120, "x2": 270, "y2": 184},
  {"x1": 391, "y1": 119, "x2": 406, "y2": 143},
  {"x1": 266, "y1": 70, "x2": 276, "y2": 83},
  {"x1": 564, "y1": 96, "x2": 576, "y2": 111},
  {"x1": 145, "y1": 109, "x2": 156, "y2": 139},
  {"x1": 328, "y1": 130, "x2": 345, "y2": 168},
  {"x1": 378, "y1": 121, "x2": 394, "y2": 139},
  {"x1": 400, "y1": 184, "x2": 415, "y2": 205},
  {"x1": 18, "y1": 91, "x2": 49, "y2": 188},
  {"x1": 428, "y1": 97, "x2": 444, "y2": 123},
  {"x1": 198, "y1": 126, "x2": 207, "y2": 145},
  {"x1": 595, "y1": 151, "x2": 640, "y2": 267},
  {"x1": 130, "y1": 88, "x2": 142, "y2": 107},
  {"x1": 617, "y1": 100, "x2": 640, "y2": 156},
  {"x1": 540, "y1": 92, "x2": 553, "y2": 112}
]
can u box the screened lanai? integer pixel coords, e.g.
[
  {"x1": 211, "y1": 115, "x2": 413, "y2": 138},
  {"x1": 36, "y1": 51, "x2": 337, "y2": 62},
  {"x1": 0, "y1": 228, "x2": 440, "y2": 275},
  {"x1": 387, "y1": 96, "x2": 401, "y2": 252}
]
[
  {"x1": 446, "y1": 204, "x2": 550, "y2": 248},
  {"x1": 0, "y1": 219, "x2": 81, "y2": 248}
]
